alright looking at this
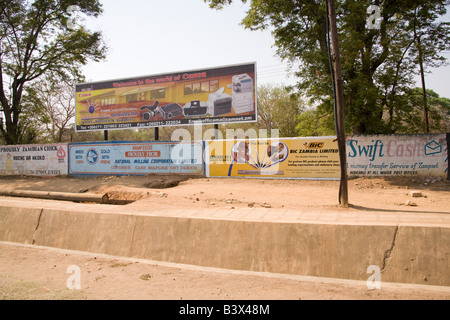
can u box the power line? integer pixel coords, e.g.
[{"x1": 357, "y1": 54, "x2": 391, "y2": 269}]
[{"x1": 258, "y1": 65, "x2": 289, "y2": 75}]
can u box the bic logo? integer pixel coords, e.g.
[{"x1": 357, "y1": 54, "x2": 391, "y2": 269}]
[{"x1": 306, "y1": 142, "x2": 325, "y2": 149}]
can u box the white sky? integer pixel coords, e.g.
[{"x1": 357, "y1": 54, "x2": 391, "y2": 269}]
[{"x1": 81, "y1": 0, "x2": 450, "y2": 99}]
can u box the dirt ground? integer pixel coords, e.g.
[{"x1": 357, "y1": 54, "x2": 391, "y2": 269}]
[
  {"x1": 0, "y1": 174, "x2": 449, "y2": 300},
  {"x1": 0, "y1": 174, "x2": 448, "y2": 212}
]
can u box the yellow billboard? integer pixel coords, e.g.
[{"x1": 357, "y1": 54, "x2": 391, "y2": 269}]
[
  {"x1": 206, "y1": 137, "x2": 340, "y2": 179},
  {"x1": 75, "y1": 63, "x2": 256, "y2": 131}
]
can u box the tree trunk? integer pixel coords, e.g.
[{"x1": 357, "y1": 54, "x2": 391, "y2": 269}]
[{"x1": 417, "y1": 36, "x2": 429, "y2": 133}]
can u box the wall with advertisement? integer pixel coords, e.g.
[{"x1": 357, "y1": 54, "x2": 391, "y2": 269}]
[
  {"x1": 0, "y1": 144, "x2": 68, "y2": 176},
  {"x1": 346, "y1": 134, "x2": 448, "y2": 178},
  {"x1": 68, "y1": 141, "x2": 204, "y2": 176},
  {"x1": 75, "y1": 63, "x2": 257, "y2": 131},
  {"x1": 205, "y1": 134, "x2": 448, "y2": 179},
  {"x1": 205, "y1": 137, "x2": 341, "y2": 179},
  {"x1": 0, "y1": 134, "x2": 447, "y2": 179}
]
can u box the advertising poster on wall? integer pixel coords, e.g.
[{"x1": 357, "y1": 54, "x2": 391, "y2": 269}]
[
  {"x1": 346, "y1": 134, "x2": 448, "y2": 177},
  {"x1": 0, "y1": 144, "x2": 68, "y2": 176},
  {"x1": 68, "y1": 141, "x2": 204, "y2": 176},
  {"x1": 205, "y1": 137, "x2": 341, "y2": 179},
  {"x1": 75, "y1": 63, "x2": 257, "y2": 131}
]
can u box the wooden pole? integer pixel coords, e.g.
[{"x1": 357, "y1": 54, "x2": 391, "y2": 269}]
[
  {"x1": 214, "y1": 124, "x2": 219, "y2": 140},
  {"x1": 327, "y1": 0, "x2": 349, "y2": 206}
]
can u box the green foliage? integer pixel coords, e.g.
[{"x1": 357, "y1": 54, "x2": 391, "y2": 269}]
[
  {"x1": 255, "y1": 83, "x2": 304, "y2": 137},
  {"x1": 0, "y1": 0, "x2": 107, "y2": 145},
  {"x1": 393, "y1": 88, "x2": 450, "y2": 133},
  {"x1": 205, "y1": 0, "x2": 450, "y2": 135},
  {"x1": 296, "y1": 103, "x2": 337, "y2": 137}
]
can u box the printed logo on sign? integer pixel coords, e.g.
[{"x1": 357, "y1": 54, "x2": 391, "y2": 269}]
[
  {"x1": 347, "y1": 139, "x2": 384, "y2": 162},
  {"x1": 424, "y1": 140, "x2": 442, "y2": 156},
  {"x1": 304, "y1": 142, "x2": 324, "y2": 149},
  {"x1": 86, "y1": 148, "x2": 99, "y2": 165},
  {"x1": 57, "y1": 146, "x2": 66, "y2": 159},
  {"x1": 57, "y1": 146, "x2": 66, "y2": 163}
]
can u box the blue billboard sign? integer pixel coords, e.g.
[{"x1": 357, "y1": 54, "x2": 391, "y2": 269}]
[{"x1": 68, "y1": 141, "x2": 204, "y2": 176}]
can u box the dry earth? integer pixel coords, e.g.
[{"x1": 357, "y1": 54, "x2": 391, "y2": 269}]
[{"x1": 0, "y1": 174, "x2": 449, "y2": 300}]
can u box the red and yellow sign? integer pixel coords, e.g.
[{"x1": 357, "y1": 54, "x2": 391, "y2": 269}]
[
  {"x1": 206, "y1": 137, "x2": 340, "y2": 179},
  {"x1": 75, "y1": 63, "x2": 256, "y2": 131}
]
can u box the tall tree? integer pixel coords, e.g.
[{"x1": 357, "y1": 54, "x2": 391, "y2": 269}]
[
  {"x1": 409, "y1": 2, "x2": 450, "y2": 133},
  {"x1": 0, "y1": 0, "x2": 106, "y2": 144},
  {"x1": 205, "y1": 0, "x2": 450, "y2": 134},
  {"x1": 398, "y1": 88, "x2": 450, "y2": 134},
  {"x1": 24, "y1": 75, "x2": 76, "y2": 142},
  {"x1": 256, "y1": 84, "x2": 304, "y2": 137}
]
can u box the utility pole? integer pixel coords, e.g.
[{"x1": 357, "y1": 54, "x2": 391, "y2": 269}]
[
  {"x1": 214, "y1": 124, "x2": 219, "y2": 140},
  {"x1": 327, "y1": 0, "x2": 349, "y2": 206}
]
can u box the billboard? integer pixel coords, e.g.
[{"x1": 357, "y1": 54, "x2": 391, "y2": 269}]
[
  {"x1": 346, "y1": 134, "x2": 447, "y2": 177},
  {"x1": 68, "y1": 141, "x2": 203, "y2": 176},
  {"x1": 205, "y1": 137, "x2": 341, "y2": 179},
  {"x1": 75, "y1": 63, "x2": 257, "y2": 131},
  {"x1": 0, "y1": 144, "x2": 68, "y2": 176}
]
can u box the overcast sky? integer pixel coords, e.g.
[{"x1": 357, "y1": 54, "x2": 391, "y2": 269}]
[{"x1": 81, "y1": 0, "x2": 449, "y2": 99}]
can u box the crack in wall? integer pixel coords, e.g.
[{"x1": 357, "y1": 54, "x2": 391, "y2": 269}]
[
  {"x1": 381, "y1": 226, "x2": 399, "y2": 273},
  {"x1": 128, "y1": 215, "x2": 138, "y2": 256},
  {"x1": 32, "y1": 209, "x2": 44, "y2": 245}
]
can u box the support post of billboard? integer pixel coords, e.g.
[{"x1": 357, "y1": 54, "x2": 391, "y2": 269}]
[{"x1": 214, "y1": 124, "x2": 219, "y2": 140}]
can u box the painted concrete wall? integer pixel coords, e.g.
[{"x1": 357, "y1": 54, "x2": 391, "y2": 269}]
[
  {"x1": 0, "y1": 134, "x2": 448, "y2": 178},
  {"x1": 1, "y1": 203, "x2": 448, "y2": 286}
]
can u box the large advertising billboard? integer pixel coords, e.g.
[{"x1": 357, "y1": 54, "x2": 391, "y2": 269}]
[
  {"x1": 75, "y1": 63, "x2": 257, "y2": 131},
  {"x1": 205, "y1": 137, "x2": 341, "y2": 179},
  {"x1": 68, "y1": 141, "x2": 203, "y2": 176}
]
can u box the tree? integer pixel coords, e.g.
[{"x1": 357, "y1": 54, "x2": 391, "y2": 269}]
[
  {"x1": 205, "y1": 0, "x2": 450, "y2": 134},
  {"x1": 296, "y1": 105, "x2": 336, "y2": 137},
  {"x1": 0, "y1": 0, "x2": 106, "y2": 145},
  {"x1": 396, "y1": 88, "x2": 450, "y2": 134},
  {"x1": 409, "y1": 3, "x2": 450, "y2": 133},
  {"x1": 256, "y1": 83, "x2": 303, "y2": 137},
  {"x1": 24, "y1": 75, "x2": 76, "y2": 142}
]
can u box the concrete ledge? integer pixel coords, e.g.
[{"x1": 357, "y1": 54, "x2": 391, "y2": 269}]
[
  {"x1": 0, "y1": 206, "x2": 42, "y2": 244},
  {"x1": 0, "y1": 203, "x2": 448, "y2": 286}
]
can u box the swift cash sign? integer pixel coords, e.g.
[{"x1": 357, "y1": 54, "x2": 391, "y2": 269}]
[
  {"x1": 346, "y1": 134, "x2": 447, "y2": 177},
  {"x1": 75, "y1": 63, "x2": 257, "y2": 131}
]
